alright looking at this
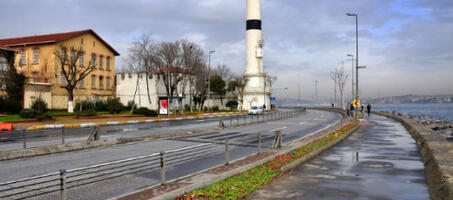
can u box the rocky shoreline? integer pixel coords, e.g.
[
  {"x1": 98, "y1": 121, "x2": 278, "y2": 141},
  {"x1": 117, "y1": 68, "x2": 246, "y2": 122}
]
[{"x1": 381, "y1": 111, "x2": 453, "y2": 141}]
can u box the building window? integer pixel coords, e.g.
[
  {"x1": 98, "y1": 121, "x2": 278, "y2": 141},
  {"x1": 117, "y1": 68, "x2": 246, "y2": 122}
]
[
  {"x1": 99, "y1": 76, "x2": 104, "y2": 90},
  {"x1": 71, "y1": 50, "x2": 76, "y2": 64},
  {"x1": 20, "y1": 50, "x2": 25, "y2": 66},
  {"x1": 91, "y1": 54, "x2": 96, "y2": 68},
  {"x1": 0, "y1": 80, "x2": 5, "y2": 90},
  {"x1": 91, "y1": 75, "x2": 96, "y2": 88},
  {"x1": 79, "y1": 77, "x2": 84, "y2": 88},
  {"x1": 121, "y1": 73, "x2": 125, "y2": 80},
  {"x1": 33, "y1": 48, "x2": 39, "y2": 64},
  {"x1": 106, "y1": 77, "x2": 111, "y2": 89},
  {"x1": 0, "y1": 55, "x2": 7, "y2": 73},
  {"x1": 32, "y1": 72, "x2": 38, "y2": 83},
  {"x1": 79, "y1": 53, "x2": 84, "y2": 67},
  {"x1": 61, "y1": 72, "x2": 66, "y2": 85},
  {"x1": 81, "y1": 38, "x2": 84, "y2": 45},
  {"x1": 106, "y1": 57, "x2": 110, "y2": 70},
  {"x1": 61, "y1": 48, "x2": 66, "y2": 61},
  {"x1": 128, "y1": 73, "x2": 132, "y2": 78},
  {"x1": 99, "y1": 55, "x2": 103, "y2": 69}
]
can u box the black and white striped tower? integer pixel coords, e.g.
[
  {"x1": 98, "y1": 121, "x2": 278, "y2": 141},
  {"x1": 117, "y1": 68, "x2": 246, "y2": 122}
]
[{"x1": 243, "y1": 0, "x2": 270, "y2": 111}]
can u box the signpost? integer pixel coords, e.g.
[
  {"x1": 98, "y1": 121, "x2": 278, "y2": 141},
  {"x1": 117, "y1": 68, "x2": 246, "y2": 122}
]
[
  {"x1": 159, "y1": 99, "x2": 168, "y2": 115},
  {"x1": 352, "y1": 99, "x2": 360, "y2": 108}
]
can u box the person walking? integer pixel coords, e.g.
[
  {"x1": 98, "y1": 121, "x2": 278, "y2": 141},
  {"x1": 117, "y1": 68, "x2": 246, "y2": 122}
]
[
  {"x1": 349, "y1": 103, "x2": 354, "y2": 118},
  {"x1": 360, "y1": 105, "x2": 364, "y2": 115},
  {"x1": 367, "y1": 104, "x2": 372, "y2": 116},
  {"x1": 346, "y1": 103, "x2": 351, "y2": 117}
]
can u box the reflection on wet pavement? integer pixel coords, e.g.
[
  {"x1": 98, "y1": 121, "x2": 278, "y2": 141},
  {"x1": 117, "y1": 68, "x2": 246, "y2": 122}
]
[{"x1": 247, "y1": 115, "x2": 430, "y2": 200}]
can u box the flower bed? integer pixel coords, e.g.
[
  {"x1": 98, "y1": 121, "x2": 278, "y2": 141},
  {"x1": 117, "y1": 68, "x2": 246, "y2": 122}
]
[{"x1": 173, "y1": 123, "x2": 358, "y2": 200}]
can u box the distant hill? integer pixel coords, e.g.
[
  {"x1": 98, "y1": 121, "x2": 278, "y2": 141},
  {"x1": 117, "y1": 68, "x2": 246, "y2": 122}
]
[{"x1": 366, "y1": 95, "x2": 453, "y2": 104}]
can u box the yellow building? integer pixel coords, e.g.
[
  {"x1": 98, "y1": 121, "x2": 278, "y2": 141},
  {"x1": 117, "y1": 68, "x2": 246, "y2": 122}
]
[{"x1": 0, "y1": 29, "x2": 119, "y2": 109}]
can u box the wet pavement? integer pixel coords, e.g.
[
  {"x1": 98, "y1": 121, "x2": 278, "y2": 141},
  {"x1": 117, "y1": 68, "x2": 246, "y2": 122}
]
[{"x1": 247, "y1": 115, "x2": 430, "y2": 200}]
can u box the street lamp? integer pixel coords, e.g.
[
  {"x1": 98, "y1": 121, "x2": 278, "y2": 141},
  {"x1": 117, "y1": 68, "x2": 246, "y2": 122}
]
[
  {"x1": 314, "y1": 80, "x2": 319, "y2": 106},
  {"x1": 346, "y1": 13, "x2": 359, "y2": 102},
  {"x1": 347, "y1": 54, "x2": 354, "y2": 101},
  {"x1": 207, "y1": 50, "x2": 215, "y2": 112}
]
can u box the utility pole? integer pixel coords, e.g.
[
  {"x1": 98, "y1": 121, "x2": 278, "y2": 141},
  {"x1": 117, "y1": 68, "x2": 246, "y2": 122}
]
[
  {"x1": 207, "y1": 50, "x2": 215, "y2": 112},
  {"x1": 347, "y1": 54, "x2": 354, "y2": 102}
]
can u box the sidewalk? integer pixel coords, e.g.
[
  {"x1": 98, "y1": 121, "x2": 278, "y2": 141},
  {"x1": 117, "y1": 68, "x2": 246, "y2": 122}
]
[
  {"x1": 246, "y1": 114, "x2": 430, "y2": 200},
  {"x1": 10, "y1": 112, "x2": 242, "y2": 130}
]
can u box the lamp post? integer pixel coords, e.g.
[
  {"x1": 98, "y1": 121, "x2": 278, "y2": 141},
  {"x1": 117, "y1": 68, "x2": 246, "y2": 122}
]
[
  {"x1": 346, "y1": 13, "x2": 359, "y2": 103},
  {"x1": 207, "y1": 50, "x2": 215, "y2": 112},
  {"x1": 347, "y1": 54, "x2": 354, "y2": 101},
  {"x1": 314, "y1": 80, "x2": 319, "y2": 107}
]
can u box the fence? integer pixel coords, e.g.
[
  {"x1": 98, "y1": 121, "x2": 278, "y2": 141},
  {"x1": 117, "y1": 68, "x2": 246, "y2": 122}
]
[
  {"x1": 0, "y1": 110, "x2": 306, "y2": 199},
  {"x1": 0, "y1": 110, "x2": 304, "y2": 152}
]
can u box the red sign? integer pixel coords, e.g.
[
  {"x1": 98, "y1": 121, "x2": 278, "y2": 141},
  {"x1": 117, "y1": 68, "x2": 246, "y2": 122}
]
[{"x1": 160, "y1": 100, "x2": 168, "y2": 114}]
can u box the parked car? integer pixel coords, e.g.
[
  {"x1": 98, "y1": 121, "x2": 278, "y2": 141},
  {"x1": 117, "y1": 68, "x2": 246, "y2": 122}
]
[{"x1": 248, "y1": 106, "x2": 263, "y2": 115}]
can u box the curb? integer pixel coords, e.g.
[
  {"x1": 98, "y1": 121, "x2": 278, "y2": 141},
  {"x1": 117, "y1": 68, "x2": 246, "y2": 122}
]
[
  {"x1": 374, "y1": 111, "x2": 453, "y2": 200},
  {"x1": 25, "y1": 112, "x2": 243, "y2": 131}
]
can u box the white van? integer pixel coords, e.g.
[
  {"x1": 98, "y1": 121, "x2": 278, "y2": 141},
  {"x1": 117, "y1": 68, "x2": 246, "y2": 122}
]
[{"x1": 248, "y1": 105, "x2": 263, "y2": 115}]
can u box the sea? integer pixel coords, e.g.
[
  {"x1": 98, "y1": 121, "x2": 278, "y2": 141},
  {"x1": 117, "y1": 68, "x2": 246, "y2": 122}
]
[{"x1": 372, "y1": 104, "x2": 453, "y2": 122}]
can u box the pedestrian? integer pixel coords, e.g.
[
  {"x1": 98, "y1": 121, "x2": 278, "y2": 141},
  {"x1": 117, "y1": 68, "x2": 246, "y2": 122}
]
[
  {"x1": 360, "y1": 105, "x2": 364, "y2": 114},
  {"x1": 346, "y1": 103, "x2": 350, "y2": 117},
  {"x1": 349, "y1": 103, "x2": 354, "y2": 118},
  {"x1": 367, "y1": 104, "x2": 372, "y2": 116}
]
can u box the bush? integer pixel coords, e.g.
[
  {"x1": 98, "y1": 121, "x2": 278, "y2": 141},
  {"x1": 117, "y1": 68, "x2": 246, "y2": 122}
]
[
  {"x1": 76, "y1": 109, "x2": 97, "y2": 117},
  {"x1": 126, "y1": 101, "x2": 136, "y2": 111},
  {"x1": 184, "y1": 104, "x2": 191, "y2": 111},
  {"x1": 35, "y1": 113, "x2": 52, "y2": 121},
  {"x1": 0, "y1": 98, "x2": 22, "y2": 114},
  {"x1": 107, "y1": 98, "x2": 125, "y2": 114},
  {"x1": 226, "y1": 100, "x2": 238, "y2": 110},
  {"x1": 31, "y1": 98, "x2": 48, "y2": 115},
  {"x1": 95, "y1": 101, "x2": 108, "y2": 112},
  {"x1": 133, "y1": 107, "x2": 157, "y2": 117},
  {"x1": 211, "y1": 106, "x2": 219, "y2": 111},
  {"x1": 19, "y1": 109, "x2": 36, "y2": 119},
  {"x1": 75, "y1": 100, "x2": 96, "y2": 111}
]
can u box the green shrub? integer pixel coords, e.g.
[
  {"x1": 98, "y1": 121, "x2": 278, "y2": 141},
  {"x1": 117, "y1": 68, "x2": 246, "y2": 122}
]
[
  {"x1": 126, "y1": 101, "x2": 136, "y2": 111},
  {"x1": 75, "y1": 100, "x2": 96, "y2": 111},
  {"x1": 212, "y1": 105, "x2": 219, "y2": 111},
  {"x1": 95, "y1": 100, "x2": 108, "y2": 111},
  {"x1": 76, "y1": 109, "x2": 97, "y2": 117},
  {"x1": 19, "y1": 109, "x2": 36, "y2": 119},
  {"x1": 35, "y1": 113, "x2": 52, "y2": 121},
  {"x1": 184, "y1": 104, "x2": 191, "y2": 111},
  {"x1": 107, "y1": 98, "x2": 125, "y2": 114},
  {"x1": 132, "y1": 107, "x2": 157, "y2": 117},
  {"x1": 0, "y1": 98, "x2": 22, "y2": 114},
  {"x1": 31, "y1": 97, "x2": 48, "y2": 115},
  {"x1": 226, "y1": 100, "x2": 238, "y2": 110}
]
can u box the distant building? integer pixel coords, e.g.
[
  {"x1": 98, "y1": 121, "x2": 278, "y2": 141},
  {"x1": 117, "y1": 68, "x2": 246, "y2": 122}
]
[
  {"x1": 116, "y1": 68, "x2": 193, "y2": 111},
  {"x1": 0, "y1": 29, "x2": 120, "y2": 109}
]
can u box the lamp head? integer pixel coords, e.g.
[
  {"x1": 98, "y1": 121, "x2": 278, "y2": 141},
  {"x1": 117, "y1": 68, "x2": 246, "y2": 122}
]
[
  {"x1": 209, "y1": 50, "x2": 215, "y2": 54},
  {"x1": 347, "y1": 54, "x2": 353, "y2": 57},
  {"x1": 346, "y1": 13, "x2": 357, "y2": 16}
]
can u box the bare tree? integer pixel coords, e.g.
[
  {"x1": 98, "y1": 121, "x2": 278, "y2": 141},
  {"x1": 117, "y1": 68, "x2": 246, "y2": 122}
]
[
  {"x1": 215, "y1": 64, "x2": 233, "y2": 82},
  {"x1": 180, "y1": 40, "x2": 205, "y2": 111},
  {"x1": 333, "y1": 67, "x2": 348, "y2": 109},
  {"x1": 231, "y1": 75, "x2": 248, "y2": 111},
  {"x1": 54, "y1": 46, "x2": 95, "y2": 112},
  {"x1": 330, "y1": 70, "x2": 337, "y2": 107}
]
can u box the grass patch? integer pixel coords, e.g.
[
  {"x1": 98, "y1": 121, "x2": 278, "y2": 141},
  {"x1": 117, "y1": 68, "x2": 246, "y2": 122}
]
[
  {"x1": 0, "y1": 114, "x2": 29, "y2": 122},
  {"x1": 173, "y1": 123, "x2": 358, "y2": 200}
]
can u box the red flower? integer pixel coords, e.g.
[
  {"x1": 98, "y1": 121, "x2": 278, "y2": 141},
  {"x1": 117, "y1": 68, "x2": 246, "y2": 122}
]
[{"x1": 241, "y1": 189, "x2": 246, "y2": 193}]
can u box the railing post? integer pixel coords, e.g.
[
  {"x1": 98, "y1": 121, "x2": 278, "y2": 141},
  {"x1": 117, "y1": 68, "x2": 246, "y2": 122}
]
[
  {"x1": 219, "y1": 118, "x2": 225, "y2": 128},
  {"x1": 236, "y1": 115, "x2": 239, "y2": 125},
  {"x1": 257, "y1": 133, "x2": 262, "y2": 154},
  {"x1": 61, "y1": 127, "x2": 65, "y2": 144},
  {"x1": 22, "y1": 129, "x2": 26, "y2": 149},
  {"x1": 272, "y1": 130, "x2": 282, "y2": 149},
  {"x1": 225, "y1": 139, "x2": 229, "y2": 165},
  {"x1": 160, "y1": 151, "x2": 166, "y2": 185},
  {"x1": 60, "y1": 169, "x2": 66, "y2": 200}
]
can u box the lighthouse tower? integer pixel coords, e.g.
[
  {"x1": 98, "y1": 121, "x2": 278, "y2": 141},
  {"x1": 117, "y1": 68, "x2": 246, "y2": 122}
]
[{"x1": 243, "y1": 0, "x2": 271, "y2": 111}]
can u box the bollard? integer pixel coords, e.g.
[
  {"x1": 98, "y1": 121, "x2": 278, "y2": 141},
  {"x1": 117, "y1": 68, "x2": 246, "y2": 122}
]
[
  {"x1": 60, "y1": 169, "x2": 66, "y2": 200},
  {"x1": 272, "y1": 130, "x2": 282, "y2": 149},
  {"x1": 160, "y1": 151, "x2": 166, "y2": 185},
  {"x1": 61, "y1": 127, "x2": 65, "y2": 144},
  {"x1": 22, "y1": 129, "x2": 26, "y2": 149},
  {"x1": 94, "y1": 127, "x2": 100, "y2": 140},
  {"x1": 257, "y1": 133, "x2": 262, "y2": 154},
  {"x1": 236, "y1": 115, "x2": 239, "y2": 125},
  {"x1": 219, "y1": 119, "x2": 225, "y2": 128},
  {"x1": 225, "y1": 139, "x2": 230, "y2": 165},
  {"x1": 230, "y1": 117, "x2": 232, "y2": 127}
]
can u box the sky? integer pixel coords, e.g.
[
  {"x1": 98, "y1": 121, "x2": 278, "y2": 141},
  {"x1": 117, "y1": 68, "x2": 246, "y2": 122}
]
[{"x1": 1, "y1": 0, "x2": 452, "y2": 101}]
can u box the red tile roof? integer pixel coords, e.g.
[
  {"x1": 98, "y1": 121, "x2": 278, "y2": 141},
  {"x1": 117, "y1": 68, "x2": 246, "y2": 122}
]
[{"x1": 0, "y1": 29, "x2": 119, "y2": 56}]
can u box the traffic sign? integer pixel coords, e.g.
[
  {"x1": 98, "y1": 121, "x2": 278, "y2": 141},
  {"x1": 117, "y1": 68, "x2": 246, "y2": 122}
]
[
  {"x1": 270, "y1": 97, "x2": 276, "y2": 101},
  {"x1": 352, "y1": 99, "x2": 361, "y2": 108}
]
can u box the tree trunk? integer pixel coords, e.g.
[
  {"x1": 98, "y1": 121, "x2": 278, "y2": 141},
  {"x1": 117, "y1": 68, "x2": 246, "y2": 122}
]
[
  {"x1": 131, "y1": 75, "x2": 140, "y2": 113},
  {"x1": 145, "y1": 71, "x2": 152, "y2": 106},
  {"x1": 67, "y1": 88, "x2": 74, "y2": 113}
]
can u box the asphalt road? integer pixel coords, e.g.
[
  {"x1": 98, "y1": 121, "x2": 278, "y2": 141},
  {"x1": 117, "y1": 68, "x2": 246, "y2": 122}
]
[
  {"x1": 0, "y1": 110, "x2": 340, "y2": 200},
  {"x1": 247, "y1": 114, "x2": 430, "y2": 200},
  {"x1": 0, "y1": 114, "x2": 266, "y2": 151}
]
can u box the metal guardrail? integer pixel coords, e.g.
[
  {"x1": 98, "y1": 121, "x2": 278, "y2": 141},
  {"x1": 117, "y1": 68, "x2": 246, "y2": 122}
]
[{"x1": 0, "y1": 110, "x2": 303, "y2": 200}]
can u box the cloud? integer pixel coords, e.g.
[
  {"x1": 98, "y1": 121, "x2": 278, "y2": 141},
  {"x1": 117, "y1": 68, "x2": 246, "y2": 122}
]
[{"x1": 0, "y1": 0, "x2": 452, "y2": 100}]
